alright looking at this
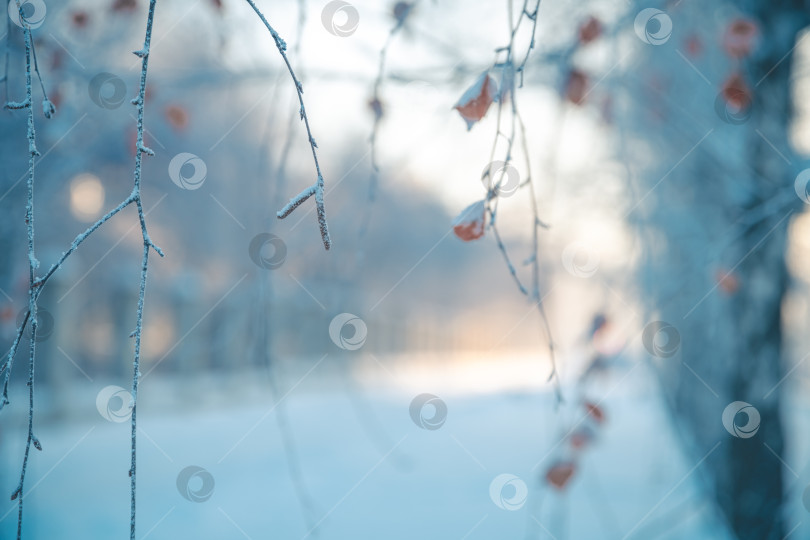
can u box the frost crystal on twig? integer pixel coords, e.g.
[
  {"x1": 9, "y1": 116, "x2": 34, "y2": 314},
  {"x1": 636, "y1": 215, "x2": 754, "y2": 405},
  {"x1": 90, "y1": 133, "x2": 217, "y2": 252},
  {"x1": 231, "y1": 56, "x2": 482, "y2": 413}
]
[
  {"x1": 245, "y1": 0, "x2": 331, "y2": 250},
  {"x1": 126, "y1": 2, "x2": 164, "y2": 538}
]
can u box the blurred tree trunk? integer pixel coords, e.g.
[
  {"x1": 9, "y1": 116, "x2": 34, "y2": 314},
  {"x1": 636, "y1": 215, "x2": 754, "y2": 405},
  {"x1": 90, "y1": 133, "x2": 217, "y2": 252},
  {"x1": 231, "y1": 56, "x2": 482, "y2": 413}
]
[{"x1": 631, "y1": 2, "x2": 809, "y2": 539}]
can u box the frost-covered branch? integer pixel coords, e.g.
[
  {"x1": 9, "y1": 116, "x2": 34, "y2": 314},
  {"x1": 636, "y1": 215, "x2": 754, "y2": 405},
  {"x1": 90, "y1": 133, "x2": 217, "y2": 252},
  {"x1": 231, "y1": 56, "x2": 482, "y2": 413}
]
[
  {"x1": 268, "y1": 0, "x2": 307, "y2": 208},
  {"x1": 28, "y1": 33, "x2": 53, "y2": 118},
  {"x1": 127, "y1": 2, "x2": 164, "y2": 538},
  {"x1": 4, "y1": 2, "x2": 43, "y2": 538},
  {"x1": 0, "y1": 194, "x2": 135, "y2": 404},
  {"x1": 244, "y1": 0, "x2": 331, "y2": 250},
  {"x1": 277, "y1": 184, "x2": 316, "y2": 217},
  {"x1": 2, "y1": 1, "x2": 163, "y2": 537}
]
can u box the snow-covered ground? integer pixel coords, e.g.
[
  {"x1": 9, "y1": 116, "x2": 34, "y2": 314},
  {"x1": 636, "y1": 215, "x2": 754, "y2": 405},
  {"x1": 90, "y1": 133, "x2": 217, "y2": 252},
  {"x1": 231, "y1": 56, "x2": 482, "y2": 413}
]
[{"x1": 0, "y1": 353, "x2": 800, "y2": 539}]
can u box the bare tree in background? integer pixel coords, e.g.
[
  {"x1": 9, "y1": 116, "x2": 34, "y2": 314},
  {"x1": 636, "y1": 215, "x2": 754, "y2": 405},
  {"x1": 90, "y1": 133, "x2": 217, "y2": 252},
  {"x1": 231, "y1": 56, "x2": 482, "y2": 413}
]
[
  {"x1": 623, "y1": 2, "x2": 809, "y2": 539},
  {"x1": 443, "y1": 1, "x2": 809, "y2": 537}
]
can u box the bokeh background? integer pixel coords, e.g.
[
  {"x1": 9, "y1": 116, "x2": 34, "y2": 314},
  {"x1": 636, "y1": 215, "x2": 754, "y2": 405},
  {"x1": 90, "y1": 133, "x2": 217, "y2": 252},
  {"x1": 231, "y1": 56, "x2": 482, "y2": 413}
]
[{"x1": 1, "y1": 0, "x2": 810, "y2": 538}]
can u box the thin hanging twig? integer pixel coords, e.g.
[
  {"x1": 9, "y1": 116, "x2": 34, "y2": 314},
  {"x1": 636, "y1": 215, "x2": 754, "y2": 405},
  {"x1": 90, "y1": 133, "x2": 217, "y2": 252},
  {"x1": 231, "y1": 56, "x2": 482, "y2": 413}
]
[
  {"x1": 482, "y1": 0, "x2": 561, "y2": 400},
  {"x1": 244, "y1": 0, "x2": 331, "y2": 250},
  {"x1": 254, "y1": 2, "x2": 322, "y2": 532},
  {"x1": 358, "y1": 2, "x2": 416, "y2": 249}
]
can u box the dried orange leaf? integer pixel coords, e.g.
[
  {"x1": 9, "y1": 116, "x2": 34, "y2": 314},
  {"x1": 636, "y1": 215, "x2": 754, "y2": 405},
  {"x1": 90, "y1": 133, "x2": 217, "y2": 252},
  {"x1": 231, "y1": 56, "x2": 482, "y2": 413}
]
[
  {"x1": 583, "y1": 401, "x2": 606, "y2": 424},
  {"x1": 721, "y1": 72, "x2": 752, "y2": 110},
  {"x1": 578, "y1": 16, "x2": 602, "y2": 44},
  {"x1": 569, "y1": 427, "x2": 594, "y2": 450},
  {"x1": 715, "y1": 269, "x2": 740, "y2": 295},
  {"x1": 452, "y1": 200, "x2": 486, "y2": 242},
  {"x1": 565, "y1": 69, "x2": 588, "y2": 106},
  {"x1": 684, "y1": 34, "x2": 702, "y2": 58},
  {"x1": 723, "y1": 18, "x2": 758, "y2": 59},
  {"x1": 454, "y1": 73, "x2": 497, "y2": 131},
  {"x1": 165, "y1": 104, "x2": 189, "y2": 131},
  {"x1": 545, "y1": 461, "x2": 577, "y2": 490}
]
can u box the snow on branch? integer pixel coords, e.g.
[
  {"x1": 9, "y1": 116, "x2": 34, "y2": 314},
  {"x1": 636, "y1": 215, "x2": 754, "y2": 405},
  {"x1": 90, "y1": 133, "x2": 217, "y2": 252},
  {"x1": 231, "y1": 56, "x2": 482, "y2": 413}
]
[
  {"x1": 244, "y1": 0, "x2": 331, "y2": 250},
  {"x1": 277, "y1": 184, "x2": 316, "y2": 218},
  {"x1": 126, "y1": 2, "x2": 164, "y2": 539},
  {"x1": 0, "y1": 195, "x2": 137, "y2": 408},
  {"x1": 1, "y1": 1, "x2": 163, "y2": 538},
  {"x1": 3, "y1": 2, "x2": 47, "y2": 538}
]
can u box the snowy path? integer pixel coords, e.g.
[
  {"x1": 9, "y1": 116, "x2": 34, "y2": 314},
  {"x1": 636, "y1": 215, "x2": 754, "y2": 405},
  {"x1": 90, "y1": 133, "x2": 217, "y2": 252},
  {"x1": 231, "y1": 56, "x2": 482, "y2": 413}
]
[{"x1": 0, "y1": 357, "x2": 741, "y2": 539}]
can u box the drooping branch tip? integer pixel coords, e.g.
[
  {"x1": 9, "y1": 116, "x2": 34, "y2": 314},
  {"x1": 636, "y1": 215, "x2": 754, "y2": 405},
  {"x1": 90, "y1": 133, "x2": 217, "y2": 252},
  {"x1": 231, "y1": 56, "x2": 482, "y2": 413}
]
[{"x1": 277, "y1": 185, "x2": 316, "y2": 219}]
